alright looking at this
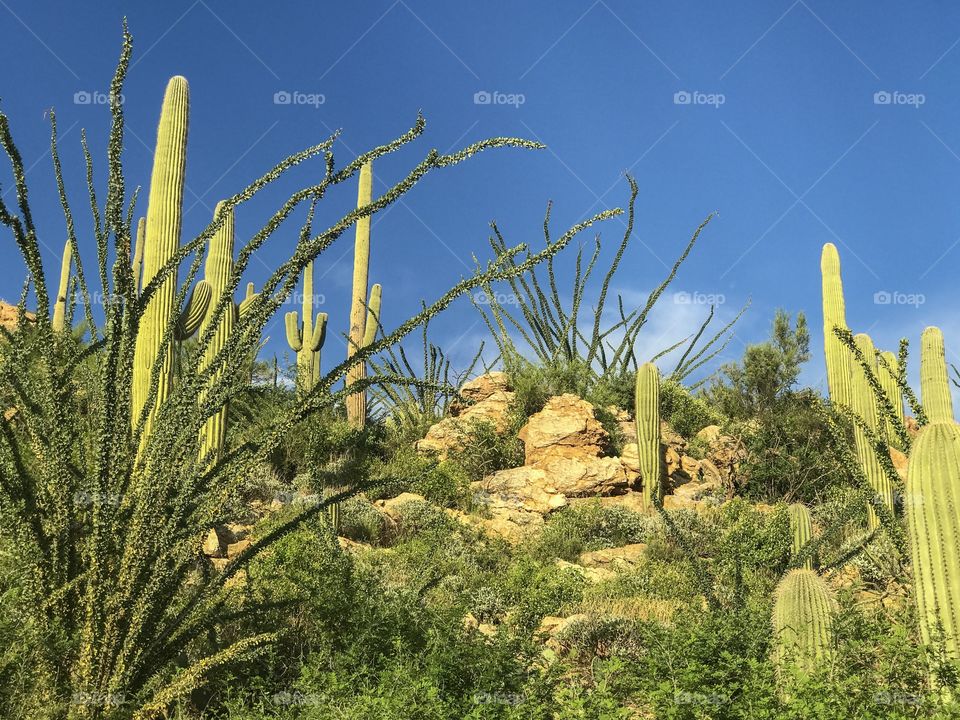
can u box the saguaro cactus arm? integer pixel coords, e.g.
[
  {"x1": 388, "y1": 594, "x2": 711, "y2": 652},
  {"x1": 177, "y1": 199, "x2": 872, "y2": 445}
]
[
  {"x1": 788, "y1": 503, "x2": 814, "y2": 570},
  {"x1": 175, "y1": 280, "x2": 212, "y2": 340},
  {"x1": 362, "y1": 283, "x2": 382, "y2": 348},
  {"x1": 52, "y1": 239, "x2": 73, "y2": 332},
  {"x1": 821, "y1": 243, "x2": 852, "y2": 409},
  {"x1": 132, "y1": 216, "x2": 145, "y2": 294},
  {"x1": 237, "y1": 282, "x2": 258, "y2": 318}
]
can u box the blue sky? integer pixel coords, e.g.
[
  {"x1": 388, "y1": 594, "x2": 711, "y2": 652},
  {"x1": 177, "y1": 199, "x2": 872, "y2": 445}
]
[{"x1": 2, "y1": 1, "x2": 960, "y2": 393}]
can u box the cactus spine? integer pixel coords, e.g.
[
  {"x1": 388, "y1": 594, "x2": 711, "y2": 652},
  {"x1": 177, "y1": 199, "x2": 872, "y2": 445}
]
[
  {"x1": 921, "y1": 326, "x2": 954, "y2": 423},
  {"x1": 772, "y1": 569, "x2": 835, "y2": 689},
  {"x1": 346, "y1": 160, "x2": 373, "y2": 428},
  {"x1": 820, "y1": 243, "x2": 853, "y2": 409},
  {"x1": 51, "y1": 239, "x2": 72, "y2": 332},
  {"x1": 906, "y1": 421, "x2": 960, "y2": 670},
  {"x1": 788, "y1": 503, "x2": 813, "y2": 570},
  {"x1": 284, "y1": 260, "x2": 327, "y2": 394},
  {"x1": 634, "y1": 362, "x2": 661, "y2": 510},
  {"x1": 850, "y1": 333, "x2": 893, "y2": 528},
  {"x1": 878, "y1": 349, "x2": 905, "y2": 442}
]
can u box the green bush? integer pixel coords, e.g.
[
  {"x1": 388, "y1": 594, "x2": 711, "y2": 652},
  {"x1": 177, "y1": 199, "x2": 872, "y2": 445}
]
[
  {"x1": 659, "y1": 378, "x2": 724, "y2": 437},
  {"x1": 445, "y1": 419, "x2": 524, "y2": 483},
  {"x1": 531, "y1": 501, "x2": 658, "y2": 562}
]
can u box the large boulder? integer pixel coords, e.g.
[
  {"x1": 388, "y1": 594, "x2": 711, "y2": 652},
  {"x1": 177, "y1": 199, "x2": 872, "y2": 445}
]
[
  {"x1": 0, "y1": 301, "x2": 34, "y2": 332},
  {"x1": 518, "y1": 394, "x2": 607, "y2": 465},
  {"x1": 416, "y1": 373, "x2": 516, "y2": 458}
]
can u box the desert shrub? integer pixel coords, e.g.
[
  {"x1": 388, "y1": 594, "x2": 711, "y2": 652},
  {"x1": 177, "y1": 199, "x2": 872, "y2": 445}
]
[
  {"x1": 531, "y1": 501, "x2": 658, "y2": 562},
  {"x1": 502, "y1": 557, "x2": 586, "y2": 631},
  {"x1": 337, "y1": 496, "x2": 388, "y2": 545},
  {"x1": 445, "y1": 419, "x2": 524, "y2": 483},
  {"x1": 470, "y1": 585, "x2": 508, "y2": 624},
  {"x1": 368, "y1": 446, "x2": 470, "y2": 508},
  {"x1": 659, "y1": 378, "x2": 724, "y2": 437}
]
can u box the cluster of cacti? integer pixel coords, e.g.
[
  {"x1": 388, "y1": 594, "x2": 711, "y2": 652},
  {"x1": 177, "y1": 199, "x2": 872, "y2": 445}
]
[
  {"x1": 285, "y1": 259, "x2": 328, "y2": 394},
  {"x1": 346, "y1": 160, "x2": 374, "y2": 429},
  {"x1": 906, "y1": 326, "x2": 960, "y2": 677},
  {"x1": 634, "y1": 362, "x2": 661, "y2": 510},
  {"x1": 771, "y1": 568, "x2": 835, "y2": 690},
  {"x1": 788, "y1": 503, "x2": 814, "y2": 570}
]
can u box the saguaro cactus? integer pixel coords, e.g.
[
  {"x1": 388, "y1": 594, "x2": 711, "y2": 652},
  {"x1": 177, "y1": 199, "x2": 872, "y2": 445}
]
[
  {"x1": 363, "y1": 283, "x2": 382, "y2": 348},
  {"x1": 131, "y1": 76, "x2": 190, "y2": 440},
  {"x1": 634, "y1": 362, "x2": 661, "y2": 510},
  {"x1": 51, "y1": 239, "x2": 72, "y2": 332},
  {"x1": 788, "y1": 503, "x2": 813, "y2": 570},
  {"x1": 772, "y1": 569, "x2": 835, "y2": 689},
  {"x1": 346, "y1": 160, "x2": 373, "y2": 428},
  {"x1": 907, "y1": 328, "x2": 960, "y2": 677},
  {"x1": 285, "y1": 260, "x2": 327, "y2": 394},
  {"x1": 921, "y1": 326, "x2": 954, "y2": 424},
  {"x1": 197, "y1": 202, "x2": 236, "y2": 463},
  {"x1": 132, "y1": 216, "x2": 145, "y2": 294},
  {"x1": 820, "y1": 243, "x2": 853, "y2": 409},
  {"x1": 850, "y1": 333, "x2": 894, "y2": 528}
]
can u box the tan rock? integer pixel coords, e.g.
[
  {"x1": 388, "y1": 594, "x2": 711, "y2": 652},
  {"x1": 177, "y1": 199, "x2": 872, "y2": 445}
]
[
  {"x1": 535, "y1": 456, "x2": 634, "y2": 497},
  {"x1": 202, "y1": 526, "x2": 235, "y2": 558},
  {"x1": 569, "y1": 491, "x2": 651, "y2": 515},
  {"x1": 890, "y1": 447, "x2": 908, "y2": 481},
  {"x1": 226, "y1": 538, "x2": 251, "y2": 558},
  {"x1": 416, "y1": 389, "x2": 516, "y2": 458},
  {"x1": 579, "y1": 543, "x2": 647, "y2": 568},
  {"x1": 554, "y1": 559, "x2": 614, "y2": 583},
  {"x1": 457, "y1": 372, "x2": 511, "y2": 405},
  {"x1": 473, "y1": 467, "x2": 567, "y2": 514},
  {"x1": 519, "y1": 394, "x2": 607, "y2": 465},
  {"x1": 696, "y1": 424, "x2": 723, "y2": 444},
  {"x1": 0, "y1": 301, "x2": 34, "y2": 332}
]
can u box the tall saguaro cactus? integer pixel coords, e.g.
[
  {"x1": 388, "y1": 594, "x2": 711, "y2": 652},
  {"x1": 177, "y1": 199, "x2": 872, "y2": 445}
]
[
  {"x1": 197, "y1": 202, "x2": 237, "y2": 463},
  {"x1": 346, "y1": 160, "x2": 373, "y2": 428},
  {"x1": 635, "y1": 362, "x2": 661, "y2": 510},
  {"x1": 850, "y1": 333, "x2": 894, "y2": 528},
  {"x1": 51, "y1": 239, "x2": 72, "y2": 332},
  {"x1": 921, "y1": 326, "x2": 954, "y2": 424},
  {"x1": 132, "y1": 216, "x2": 146, "y2": 295},
  {"x1": 820, "y1": 243, "x2": 852, "y2": 409},
  {"x1": 285, "y1": 260, "x2": 327, "y2": 394},
  {"x1": 906, "y1": 420, "x2": 960, "y2": 671},
  {"x1": 788, "y1": 503, "x2": 814, "y2": 570},
  {"x1": 132, "y1": 76, "x2": 190, "y2": 441}
]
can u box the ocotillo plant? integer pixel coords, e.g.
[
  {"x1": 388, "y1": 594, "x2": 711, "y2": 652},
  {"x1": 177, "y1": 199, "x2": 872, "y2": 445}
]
[
  {"x1": 346, "y1": 160, "x2": 373, "y2": 428},
  {"x1": 131, "y1": 75, "x2": 210, "y2": 447},
  {"x1": 635, "y1": 362, "x2": 661, "y2": 509},
  {"x1": 788, "y1": 503, "x2": 814, "y2": 570},
  {"x1": 51, "y1": 238, "x2": 72, "y2": 331},
  {"x1": 285, "y1": 258, "x2": 327, "y2": 394},
  {"x1": 772, "y1": 569, "x2": 835, "y2": 692},
  {"x1": 820, "y1": 243, "x2": 853, "y2": 409},
  {"x1": 877, "y1": 349, "x2": 905, "y2": 444},
  {"x1": 850, "y1": 333, "x2": 893, "y2": 529},
  {"x1": 920, "y1": 326, "x2": 953, "y2": 423},
  {"x1": 1, "y1": 25, "x2": 614, "y2": 715}
]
